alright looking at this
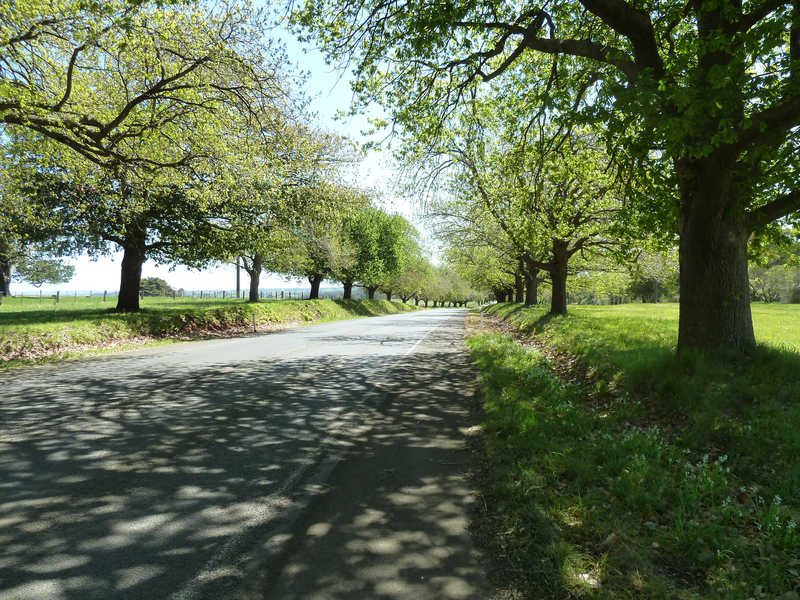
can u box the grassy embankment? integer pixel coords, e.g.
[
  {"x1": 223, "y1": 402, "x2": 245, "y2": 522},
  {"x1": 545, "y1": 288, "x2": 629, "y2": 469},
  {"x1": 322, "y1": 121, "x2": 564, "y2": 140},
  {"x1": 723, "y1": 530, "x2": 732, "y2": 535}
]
[
  {"x1": 0, "y1": 296, "x2": 418, "y2": 367},
  {"x1": 469, "y1": 302, "x2": 800, "y2": 599}
]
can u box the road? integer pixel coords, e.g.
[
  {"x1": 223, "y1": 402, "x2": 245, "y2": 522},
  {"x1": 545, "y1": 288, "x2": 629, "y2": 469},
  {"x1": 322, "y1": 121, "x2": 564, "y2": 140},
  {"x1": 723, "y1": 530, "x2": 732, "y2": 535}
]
[{"x1": 0, "y1": 308, "x2": 490, "y2": 600}]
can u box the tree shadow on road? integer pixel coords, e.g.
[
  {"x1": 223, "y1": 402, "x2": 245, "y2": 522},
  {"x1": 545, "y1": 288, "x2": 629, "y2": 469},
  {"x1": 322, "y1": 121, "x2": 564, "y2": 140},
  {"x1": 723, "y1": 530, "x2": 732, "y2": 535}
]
[{"x1": 0, "y1": 318, "x2": 494, "y2": 600}]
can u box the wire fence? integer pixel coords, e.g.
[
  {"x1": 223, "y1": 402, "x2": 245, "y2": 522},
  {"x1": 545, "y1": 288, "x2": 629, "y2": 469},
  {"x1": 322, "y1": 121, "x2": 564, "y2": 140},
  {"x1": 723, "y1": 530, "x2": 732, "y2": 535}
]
[{"x1": 0, "y1": 287, "x2": 371, "y2": 310}]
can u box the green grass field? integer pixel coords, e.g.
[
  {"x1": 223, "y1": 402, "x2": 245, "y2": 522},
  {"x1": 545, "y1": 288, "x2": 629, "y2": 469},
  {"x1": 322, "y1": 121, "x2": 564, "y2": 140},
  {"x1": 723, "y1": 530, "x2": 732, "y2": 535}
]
[
  {"x1": 470, "y1": 302, "x2": 800, "y2": 599},
  {"x1": 0, "y1": 296, "x2": 418, "y2": 366}
]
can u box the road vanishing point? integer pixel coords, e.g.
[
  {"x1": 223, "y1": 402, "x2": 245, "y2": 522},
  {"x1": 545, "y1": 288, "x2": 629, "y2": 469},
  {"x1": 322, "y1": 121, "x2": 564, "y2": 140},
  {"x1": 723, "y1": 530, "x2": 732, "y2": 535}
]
[{"x1": 0, "y1": 308, "x2": 491, "y2": 600}]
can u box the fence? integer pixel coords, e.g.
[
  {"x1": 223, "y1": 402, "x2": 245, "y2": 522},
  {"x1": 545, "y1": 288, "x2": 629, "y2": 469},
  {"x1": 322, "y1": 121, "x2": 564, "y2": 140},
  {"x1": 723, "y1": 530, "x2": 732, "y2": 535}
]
[{"x1": 2, "y1": 286, "x2": 370, "y2": 306}]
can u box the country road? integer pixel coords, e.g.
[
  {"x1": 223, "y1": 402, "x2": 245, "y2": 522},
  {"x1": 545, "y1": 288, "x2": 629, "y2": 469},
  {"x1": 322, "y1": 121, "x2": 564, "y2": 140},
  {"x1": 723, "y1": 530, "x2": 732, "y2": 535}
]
[{"x1": 0, "y1": 308, "x2": 490, "y2": 600}]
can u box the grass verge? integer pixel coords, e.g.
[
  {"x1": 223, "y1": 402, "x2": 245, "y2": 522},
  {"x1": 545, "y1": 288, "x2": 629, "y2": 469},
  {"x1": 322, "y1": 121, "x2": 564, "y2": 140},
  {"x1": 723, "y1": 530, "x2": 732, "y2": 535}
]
[
  {"x1": 469, "y1": 303, "x2": 800, "y2": 599},
  {"x1": 0, "y1": 298, "x2": 418, "y2": 367}
]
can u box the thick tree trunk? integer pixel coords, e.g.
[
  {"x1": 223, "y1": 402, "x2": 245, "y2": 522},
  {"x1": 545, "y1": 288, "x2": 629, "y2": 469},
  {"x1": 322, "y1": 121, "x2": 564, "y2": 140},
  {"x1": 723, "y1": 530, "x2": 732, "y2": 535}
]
[
  {"x1": 247, "y1": 254, "x2": 263, "y2": 303},
  {"x1": 342, "y1": 281, "x2": 353, "y2": 299},
  {"x1": 385, "y1": 290, "x2": 392, "y2": 300},
  {"x1": 676, "y1": 157, "x2": 755, "y2": 351},
  {"x1": 525, "y1": 267, "x2": 538, "y2": 306},
  {"x1": 308, "y1": 274, "x2": 322, "y2": 299},
  {"x1": 414, "y1": 297, "x2": 420, "y2": 306},
  {"x1": 367, "y1": 286, "x2": 377, "y2": 299},
  {"x1": 549, "y1": 239, "x2": 569, "y2": 315},
  {"x1": 116, "y1": 244, "x2": 146, "y2": 312}
]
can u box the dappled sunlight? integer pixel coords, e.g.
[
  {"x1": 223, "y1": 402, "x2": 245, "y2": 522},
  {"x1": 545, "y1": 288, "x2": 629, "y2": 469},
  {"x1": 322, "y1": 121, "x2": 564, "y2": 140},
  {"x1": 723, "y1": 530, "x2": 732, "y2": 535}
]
[
  {"x1": 259, "y1": 320, "x2": 489, "y2": 599},
  {"x1": 0, "y1": 309, "x2": 486, "y2": 599}
]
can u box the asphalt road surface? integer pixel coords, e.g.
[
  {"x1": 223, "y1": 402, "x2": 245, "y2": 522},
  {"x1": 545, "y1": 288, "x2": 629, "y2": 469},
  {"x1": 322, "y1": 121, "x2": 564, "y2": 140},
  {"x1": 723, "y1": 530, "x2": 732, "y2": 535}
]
[{"x1": 0, "y1": 308, "x2": 490, "y2": 599}]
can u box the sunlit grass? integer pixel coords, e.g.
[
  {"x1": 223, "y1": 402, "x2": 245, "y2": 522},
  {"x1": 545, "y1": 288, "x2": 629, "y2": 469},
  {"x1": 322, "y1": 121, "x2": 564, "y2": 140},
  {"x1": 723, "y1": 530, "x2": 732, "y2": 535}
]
[{"x1": 470, "y1": 302, "x2": 800, "y2": 599}]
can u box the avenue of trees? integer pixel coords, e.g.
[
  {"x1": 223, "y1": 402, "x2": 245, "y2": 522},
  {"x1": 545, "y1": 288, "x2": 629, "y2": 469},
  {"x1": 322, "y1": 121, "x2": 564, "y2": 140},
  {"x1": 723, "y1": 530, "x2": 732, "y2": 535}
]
[
  {"x1": 294, "y1": 0, "x2": 800, "y2": 352},
  {"x1": 0, "y1": 1, "x2": 477, "y2": 309}
]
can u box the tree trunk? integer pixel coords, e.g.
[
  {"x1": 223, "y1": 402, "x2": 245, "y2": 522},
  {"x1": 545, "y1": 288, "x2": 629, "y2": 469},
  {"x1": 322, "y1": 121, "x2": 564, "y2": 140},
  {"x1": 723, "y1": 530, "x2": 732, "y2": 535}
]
[
  {"x1": 308, "y1": 274, "x2": 322, "y2": 299},
  {"x1": 414, "y1": 297, "x2": 420, "y2": 306},
  {"x1": 549, "y1": 239, "x2": 569, "y2": 315},
  {"x1": 424, "y1": 299, "x2": 428, "y2": 307},
  {"x1": 343, "y1": 281, "x2": 353, "y2": 299},
  {"x1": 367, "y1": 286, "x2": 377, "y2": 299},
  {"x1": 116, "y1": 244, "x2": 146, "y2": 312},
  {"x1": 385, "y1": 290, "x2": 392, "y2": 300},
  {"x1": 0, "y1": 254, "x2": 10, "y2": 304},
  {"x1": 247, "y1": 254, "x2": 263, "y2": 303},
  {"x1": 525, "y1": 266, "x2": 538, "y2": 306},
  {"x1": 676, "y1": 156, "x2": 755, "y2": 351},
  {"x1": 514, "y1": 270, "x2": 524, "y2": 303}
]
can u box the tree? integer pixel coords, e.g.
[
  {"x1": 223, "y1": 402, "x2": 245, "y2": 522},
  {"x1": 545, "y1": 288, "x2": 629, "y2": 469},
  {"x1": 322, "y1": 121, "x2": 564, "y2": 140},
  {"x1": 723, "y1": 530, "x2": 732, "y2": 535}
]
[
  {"x1": 13, "y1": 252, "x2": 74, "y2": 289},
  {"x1": 11, "y1": 168, "x2": 222, "y2": 311},
  {"x1": 2, "y1": 0, "x2": 302, "y2": 310},
  {"x1": 337, "y1": 206, "x2": 415, "y2": 299},
  {"x1": 1, "y1": 1, "x2": 286, "y2": 173},
  {"x1": 294, "y1": 0, "x2": 800, "y2": 351},
  {"x1": 409, "y1": 99, "x2": 621, "y2": 315},
  {"x1": 272, "y1": 184, "x2": 369, "y2": 300},
  {"x1": 140, "y1": 277, "x2": 175, "y2": 297}
]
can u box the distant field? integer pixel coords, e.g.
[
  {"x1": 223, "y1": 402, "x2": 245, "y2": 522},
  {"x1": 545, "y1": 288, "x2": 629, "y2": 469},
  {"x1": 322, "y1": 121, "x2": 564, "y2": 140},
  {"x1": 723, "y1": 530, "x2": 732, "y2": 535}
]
[
  {"x1": 470, "y1": 302, "x2": 800, "y2": 599},
  {"x1": 0, "y1": 297, "x2": 418, "y2": 366}
]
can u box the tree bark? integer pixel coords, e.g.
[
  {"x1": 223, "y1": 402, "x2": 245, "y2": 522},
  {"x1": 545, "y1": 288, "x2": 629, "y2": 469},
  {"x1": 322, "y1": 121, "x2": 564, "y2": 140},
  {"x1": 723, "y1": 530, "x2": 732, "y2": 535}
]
[
  {"x1": 550, "y1": 239, "x2": 569, "y2": 315},
  {"x1": 247, "y1": 254, "x2": 263, "y2": 303},
  {"x1": 116, "y1": 244, "x2": 146, "y2": 312},
  {"x1": 514, "y1": 270, "x2": 524, "y2": 303},
  {"x1": 385, "y1": 290, "x2": 392, "y2": 300},
  {"x1": 0, "y1": 253, "x2": 10, "y2": 304},
  {"x1": 367, "y1": 286, "x2": 377, "y2": 299},
  {"x1": 525, "y1": 266, "x2": 539, "y2": 306},
  {"x1": 342, "y1": 281, "x2": 353, "y2": 299},
  {"x1": 414, "y1": 297, "x2": 420, "y2": 306},
  {"x1": 308, "y1": 274, "x2": 322, "y2": 299},
  {"x1": 676, "y1": 156, "x2": 755, "y2": 350}
]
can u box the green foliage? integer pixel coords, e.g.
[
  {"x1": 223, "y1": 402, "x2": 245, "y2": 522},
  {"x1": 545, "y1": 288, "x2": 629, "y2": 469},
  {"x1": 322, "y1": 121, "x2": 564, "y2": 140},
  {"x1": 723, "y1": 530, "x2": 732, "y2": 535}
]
[
  {"x1": 471, "y1": 303, "x2": 800, "y2": 597},
  {"x1": 1, "y1": 1, "x2": 290, "y2": 174},
  {"x1": 338, "y1": 206, "x2": 416, "y2": 289},
  {"x1": 139, "y1": 277, "x2": 175, "y2": 297},
  {"x1": 12, "y1": 252, "x2": 74, "y2": 288},
  {"x1": 295, "y1": 0, "x2": 800, "y2": 348}
]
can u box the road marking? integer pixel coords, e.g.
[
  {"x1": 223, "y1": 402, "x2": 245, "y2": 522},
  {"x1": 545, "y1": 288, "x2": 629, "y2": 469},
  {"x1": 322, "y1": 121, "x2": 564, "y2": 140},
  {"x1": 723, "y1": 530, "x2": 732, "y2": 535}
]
[{"x1": 404, "y1": 317, "x2": 444, "y2": 356}]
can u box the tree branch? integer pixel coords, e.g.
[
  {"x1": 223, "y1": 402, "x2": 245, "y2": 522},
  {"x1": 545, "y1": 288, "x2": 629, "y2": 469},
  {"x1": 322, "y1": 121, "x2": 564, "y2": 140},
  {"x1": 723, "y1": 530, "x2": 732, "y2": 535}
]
[
  {"x1": 577, "y1": 0, "x2": 665, "y2": 76},
  {"x1": 746, "y1": 190, "x2": 800, "y2": 231},
  {"x1": 738, "y1": 0, "x2": 790, "y2": 32},
  {"x1": 736, "y1": 94, "x2": 800, "y2": 151}
]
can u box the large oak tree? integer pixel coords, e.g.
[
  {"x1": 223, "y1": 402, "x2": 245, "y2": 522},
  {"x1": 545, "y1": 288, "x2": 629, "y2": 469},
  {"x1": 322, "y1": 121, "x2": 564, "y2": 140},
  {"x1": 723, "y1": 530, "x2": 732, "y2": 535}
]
[{"x1": 294, "y1": 0, "x2": 800, "y2": 351}]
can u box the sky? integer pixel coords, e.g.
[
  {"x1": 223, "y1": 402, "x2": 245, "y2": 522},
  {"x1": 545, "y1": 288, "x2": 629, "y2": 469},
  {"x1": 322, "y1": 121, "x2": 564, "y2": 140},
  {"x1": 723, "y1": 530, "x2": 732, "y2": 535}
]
[{"x1": 13, "y1": 17, "x2": 417, "y2": 294}]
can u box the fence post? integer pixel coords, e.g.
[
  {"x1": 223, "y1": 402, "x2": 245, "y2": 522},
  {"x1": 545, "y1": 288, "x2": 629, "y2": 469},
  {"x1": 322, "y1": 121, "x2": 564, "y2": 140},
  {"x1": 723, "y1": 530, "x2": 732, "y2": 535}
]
[{"x1": 103, "y1": 290, "x2": 107, "y2": 302}]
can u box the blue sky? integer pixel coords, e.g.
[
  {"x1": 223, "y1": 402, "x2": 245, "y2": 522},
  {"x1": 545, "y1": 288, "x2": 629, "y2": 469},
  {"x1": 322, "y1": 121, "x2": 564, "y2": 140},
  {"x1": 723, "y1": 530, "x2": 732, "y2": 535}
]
[{"x1": 14, "y1": 19, "x2": 416, "y2": 293}]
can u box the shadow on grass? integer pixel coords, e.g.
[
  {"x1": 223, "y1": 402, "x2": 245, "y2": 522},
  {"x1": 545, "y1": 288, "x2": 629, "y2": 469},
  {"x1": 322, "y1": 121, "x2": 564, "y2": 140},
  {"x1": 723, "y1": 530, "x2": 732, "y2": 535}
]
[{"x1": 472, "y1": 305, "x2": 800, "y2": 597}]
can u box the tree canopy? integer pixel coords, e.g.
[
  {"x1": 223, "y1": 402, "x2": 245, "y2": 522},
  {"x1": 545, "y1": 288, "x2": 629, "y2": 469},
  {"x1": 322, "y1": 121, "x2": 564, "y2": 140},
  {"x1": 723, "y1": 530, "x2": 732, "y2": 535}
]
[{"x1": 294, "y1": 0, "x2": 800, "y2": 350}]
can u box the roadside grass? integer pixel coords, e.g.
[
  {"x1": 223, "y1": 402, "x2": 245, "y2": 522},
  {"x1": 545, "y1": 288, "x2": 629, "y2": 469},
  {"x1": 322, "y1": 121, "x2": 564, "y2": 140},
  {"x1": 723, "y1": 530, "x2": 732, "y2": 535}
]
[
  {"x1": 0, "y1": 298, "x2": 418, "y2": 366},
  {"x1": 469, "y1": 302, "x2": 800, "y2": 599}
]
